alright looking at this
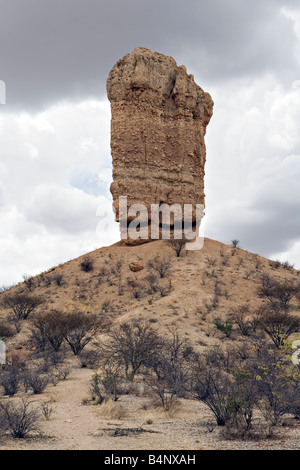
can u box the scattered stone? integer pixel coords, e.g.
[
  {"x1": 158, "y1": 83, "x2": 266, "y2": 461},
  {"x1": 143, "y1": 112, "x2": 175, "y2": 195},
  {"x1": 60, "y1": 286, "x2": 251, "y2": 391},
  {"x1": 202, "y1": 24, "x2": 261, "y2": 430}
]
[{"x1": 129, "y1": 262, "x2": 144, "y2": 272}]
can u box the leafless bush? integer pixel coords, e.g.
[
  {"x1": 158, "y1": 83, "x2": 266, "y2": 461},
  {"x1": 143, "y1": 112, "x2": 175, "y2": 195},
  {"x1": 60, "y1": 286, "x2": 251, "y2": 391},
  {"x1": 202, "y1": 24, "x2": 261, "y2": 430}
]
[
  {"x1": 146, "y1": 330, "x2": 192, "y2": 410},
  {"x1": 221, "y1": 255, "x2": 230, "y2": 267},
  {"x1": 269, "y1": 259, "x2": 281, "y2": 269},
  {"x1": 254, "y1": 258, "x2": 262, "y2": 271},
  {"x1": 110, "y1": 260, "x2": 123, "y2": 277},
  {"x1": 41, "y1": 400, "x2": 55, "y2": 421},
  {"x1": 281, "y1": 260, "x2": 294, "y2": 271},
  {"x1": 0, "y1": 321, "x2": 15, "y2": 340},
  {"x1": 101, "y1": 300, "x2": 110, "y2": 312},
  {"x1": 229, "y1": 305, "x2": 253, "y2": 337},
  {"x1": 145, "y1": 274, "x2": 159, "y2": 294},
  {"x1": 52, "y1": 274, "x2": 64, "y2": 286},
  {"x1": 243, "y1": 270, "x2": 255, "y2": 280},
  {"x1": 79, "y1": 349, "x2": 101, "y2": 369},
  {"x1": 165, "y1": 237, "x2": 187, "y2": 257},
  {"x1": 127, "y1": 278, "x2": 145, "y2": 299},
  {"x1": 205, "y1": 256, "x2": 217, "y2": 267},
  {"x1": 80, "y1": 257, "x2": 94, "y2": 272},
  {"x1": 22, "y1": 274, "x2": 35, "y2": 291},
  {"x1": 104, "y1": 320, "x2": 163, "y2": 381},
  {"x1": 147, "y1": 256, "x2": 171, "y2": 278},
  {"x1": 0, "y1": 365, "x2": 22, "y2": 397},
  {"x1": 53, "y1": 364, "x2": 70, "y2": 381},
  {"x1": 0, "y1": 398, "x2": 39, "y2": 438},
  {"x1": 23, "y1": 368, "x2": 49, "y2": 394},
  {"x1": 258, "y1": 274, "x2": 299, "y2": 312}
]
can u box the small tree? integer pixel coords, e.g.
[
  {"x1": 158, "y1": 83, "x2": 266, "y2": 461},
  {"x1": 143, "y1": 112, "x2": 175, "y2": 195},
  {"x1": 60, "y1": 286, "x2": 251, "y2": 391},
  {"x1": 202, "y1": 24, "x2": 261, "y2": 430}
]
[
  {"x1": 105, "y1": 320, "x2": 163, "y2": 381},
  {"x1": 258, "y1": 275, "x2": 299, "y2": 312},
  {"x1": 147, "y1": 331, "x2": 191, "y2": 410},
  {"x1": 31, "y1": 310, "x2": 66, "y2": 352},
  {"x1": 229, "y1": 305, "x2": 261, "y2": 337},
  {"x1": 165, "y1": 237, "x2": 187, "y2": 257},
  {"x1": 63, "y1": 312, "x2": 104, "y2": 355},
  {"x1": 147, "y1": 256, "x2": 171, "y2": 279},
  {"x1": 257, "y1": 310, "x2": 300, "y2": 348},
  {"x1": 2, "y1": 292, "x2": 44, "y2": 321},
  {"x1": 253, "y1": 346, "x2": 298, "y2": 426},
  {"x1": 231, "y1": 239, "x2": 239, "y2": 248},
  {"x1": 188, "y1": 352, "x2": 257, "y2": 430},
  {"x1": 189, "y1": 361, "x2": 236, "y2": 426}
]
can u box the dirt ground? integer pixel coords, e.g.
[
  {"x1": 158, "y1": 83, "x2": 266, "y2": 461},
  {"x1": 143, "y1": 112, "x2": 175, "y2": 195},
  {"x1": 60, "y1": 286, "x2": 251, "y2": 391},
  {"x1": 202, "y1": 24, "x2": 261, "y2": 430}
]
[
  {"x1": 1, "y1": 238, "x2": 300, "y2": 450},
  {"x1": 1, "y1": 363, "x2": 300, "y2": 451}
]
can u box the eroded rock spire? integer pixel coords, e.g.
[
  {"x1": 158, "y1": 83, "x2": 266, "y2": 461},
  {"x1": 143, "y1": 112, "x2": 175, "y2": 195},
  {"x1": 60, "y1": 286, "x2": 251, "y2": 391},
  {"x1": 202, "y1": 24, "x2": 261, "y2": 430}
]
[{"x1": 107, "y1": 47, "x2": 213, "y2": 243}]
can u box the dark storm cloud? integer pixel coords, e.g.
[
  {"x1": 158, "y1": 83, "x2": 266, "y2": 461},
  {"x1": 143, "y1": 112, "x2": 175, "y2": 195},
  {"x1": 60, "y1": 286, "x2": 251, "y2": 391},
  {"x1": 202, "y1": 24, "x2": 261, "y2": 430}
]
[{"x1": 0, "y1": 0, "x2": 299, "y2": 111}]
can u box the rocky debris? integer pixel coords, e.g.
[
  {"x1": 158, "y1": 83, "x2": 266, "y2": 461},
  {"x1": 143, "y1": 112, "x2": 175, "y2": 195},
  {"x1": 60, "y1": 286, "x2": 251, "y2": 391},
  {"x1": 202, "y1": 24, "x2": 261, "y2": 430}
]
[
  {"x1": 107, "y1": 47, "x2": 213, "y2": 244},
  {"x1": 128, "y1": 262, "x2": 144, "y2": 272}
]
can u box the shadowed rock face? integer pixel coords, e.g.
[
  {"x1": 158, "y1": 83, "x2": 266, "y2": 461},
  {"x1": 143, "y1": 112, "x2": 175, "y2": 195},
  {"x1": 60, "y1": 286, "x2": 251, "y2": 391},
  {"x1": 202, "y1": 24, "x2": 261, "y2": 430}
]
[{"x1": 107, "y1": 47, "x2": 213, "y2": 243}]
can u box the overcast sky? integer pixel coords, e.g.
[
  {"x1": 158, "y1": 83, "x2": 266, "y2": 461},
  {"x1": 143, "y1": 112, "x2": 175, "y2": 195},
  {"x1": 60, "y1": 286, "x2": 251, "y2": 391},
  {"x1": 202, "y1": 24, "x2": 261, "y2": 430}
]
[{"x1": 1, "y1": 0, "x2": 300, "y2": 286}]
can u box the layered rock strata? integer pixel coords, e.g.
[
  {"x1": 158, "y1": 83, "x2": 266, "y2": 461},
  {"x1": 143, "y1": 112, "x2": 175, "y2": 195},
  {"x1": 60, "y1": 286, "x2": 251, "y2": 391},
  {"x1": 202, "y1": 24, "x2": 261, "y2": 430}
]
[{"x1": 107, "y1": 47, "x2": 213, "y2": 243}]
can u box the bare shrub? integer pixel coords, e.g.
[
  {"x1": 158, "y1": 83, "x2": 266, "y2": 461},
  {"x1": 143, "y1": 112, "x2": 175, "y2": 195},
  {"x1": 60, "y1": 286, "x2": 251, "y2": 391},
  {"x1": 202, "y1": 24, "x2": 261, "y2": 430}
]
[
  {"x1": 188, "y1": 350, "x2": 257, "y2": 431},
  {"x1": 104, "y1": 319, "x2": 163, "y2": 381},
  {"x1": 80, "y1": 257, "x2": 94, "y2": 273},
  {"x1": 23, "y1": 274, "x2": 35, "y2": 291},
  {"x1": 79, "y1": 349, "x2": 101, "y2": 369},
  {"x1": 0, "y1": 321, "x2": 15, "y2": 340},
  {"x1": 145, "y1": 274, "x2": 159, "y2": 294},
  {"x1": 281, "y1": 260, "x2": 294, "y2": 271},
  {"x1": 165, "y1": 237, "x2": 187, "y2": 257},
  {"x1": 229, "y1": 305, "x2": 253, "y2": 337},
  {"x1": 23, "y1": 368, "x2": 49, "y2": 394},
  {"x1": 147, "y1": 256, "x2": 171, "y2": 278},
  {"x1": 258, "y1": 274, "x2": 299, "y2": 312},
  {"x1": 41, "y1": 400, "x2": 55, "y2": 421},
  {"x1": 0, "y1": 365, "x2": 22, "y2": 397},
  {"x1": 127, "y1": 278, "x2": 144, "y2": 299},
  {"x1": 269, "y1": 260, "x2": 281, "y2": 269},
  {"x1": 221, "y1": 255, "x2": 230, "y2": 267},
  {"x1": 205, "y1": 256, "x2": 217, "y2": 267},
  {"x1": 0, "y1": 398, "x2": 39, "y2": 438},
  {"x1": 52, "y1": 274, "x2": 64, "y2": 286},
  {"x1": 147, "y1": 331, "x2": 192, "y2": 410}
]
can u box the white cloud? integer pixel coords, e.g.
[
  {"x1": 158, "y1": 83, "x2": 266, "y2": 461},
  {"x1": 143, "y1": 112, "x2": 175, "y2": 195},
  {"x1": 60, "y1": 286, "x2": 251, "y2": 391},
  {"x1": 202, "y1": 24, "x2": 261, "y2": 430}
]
[
  {"x1": 204, "y1": 74, "x2": 300, "y2": 266},
  {"x1": 0, "y1": 100, "x2": 119, "y2": 286}
]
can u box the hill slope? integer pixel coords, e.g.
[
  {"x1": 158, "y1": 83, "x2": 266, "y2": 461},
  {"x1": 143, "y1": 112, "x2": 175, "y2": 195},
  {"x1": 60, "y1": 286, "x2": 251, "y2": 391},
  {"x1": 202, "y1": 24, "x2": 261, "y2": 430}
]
[{"x1": 0, "y1": 237, "x2": 300, "y2": 450}]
